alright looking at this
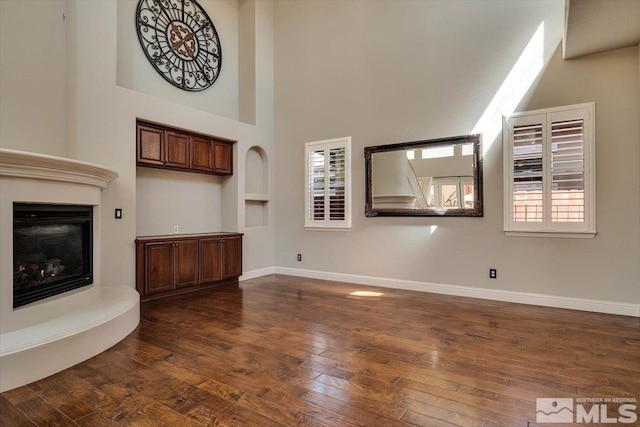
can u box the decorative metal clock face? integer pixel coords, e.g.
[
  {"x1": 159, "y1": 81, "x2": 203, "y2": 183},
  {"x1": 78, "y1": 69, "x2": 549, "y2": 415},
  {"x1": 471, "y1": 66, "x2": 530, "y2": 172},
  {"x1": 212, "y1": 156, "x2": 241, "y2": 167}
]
[{"x1": 136, "y1": 0, "x2": 222, "y2": 92}]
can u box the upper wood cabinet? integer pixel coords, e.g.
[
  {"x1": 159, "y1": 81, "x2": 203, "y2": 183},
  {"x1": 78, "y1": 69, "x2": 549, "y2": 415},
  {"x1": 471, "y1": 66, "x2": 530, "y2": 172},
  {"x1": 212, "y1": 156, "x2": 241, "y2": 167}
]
[
  {"x1": 191, "y1": 136, "x2": 214, "y2": 172},
  {"x1": 137, "y1": 124, "x2": 164, "y2": 166},
  {"x1": 213, "y1": 141, "x2": 232, "y2": 175},
  {"x1": 165, "y1": 131, "x2": 190, "y2": 168},
  {"x1": 136, "y1": 120, "x2": 234, "y2": 176}
]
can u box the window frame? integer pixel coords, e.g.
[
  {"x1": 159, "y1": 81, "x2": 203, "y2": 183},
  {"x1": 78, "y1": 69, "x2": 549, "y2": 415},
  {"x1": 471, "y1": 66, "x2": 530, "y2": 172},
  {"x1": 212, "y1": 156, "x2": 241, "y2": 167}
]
[
  {"x1": 503, "y1": 102, "x2": 596, "y2": 238},
  {"x1": 431, "y1": 177, "x2": 474, "y2": 209},
  {"x1": 304, "y1": 136, "x2": 352, "y2": 230}
]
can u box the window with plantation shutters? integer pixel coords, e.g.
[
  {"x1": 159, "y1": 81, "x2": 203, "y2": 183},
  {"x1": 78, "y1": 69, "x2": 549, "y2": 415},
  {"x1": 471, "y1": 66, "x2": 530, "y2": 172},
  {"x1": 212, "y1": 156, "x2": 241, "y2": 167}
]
[
  {"x1": 305, "y1": 137, "x2": 352, "y2": 229},
  {"x1": 503, "y1": 103, "x2": 595, "y2": 238}
]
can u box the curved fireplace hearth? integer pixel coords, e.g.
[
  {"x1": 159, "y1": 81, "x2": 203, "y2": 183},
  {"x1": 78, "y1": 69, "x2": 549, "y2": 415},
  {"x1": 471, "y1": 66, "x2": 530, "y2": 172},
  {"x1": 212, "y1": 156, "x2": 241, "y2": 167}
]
[{"x1": 0, "y1": 148, "x2": 139, "y2": 392}]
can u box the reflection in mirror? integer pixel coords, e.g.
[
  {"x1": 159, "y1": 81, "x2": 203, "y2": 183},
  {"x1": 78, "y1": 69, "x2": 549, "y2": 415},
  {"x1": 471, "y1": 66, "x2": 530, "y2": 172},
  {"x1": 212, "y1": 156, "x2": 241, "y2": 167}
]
[{"x1": 365, "y1": 135, "x2": 483, "y2": 217}]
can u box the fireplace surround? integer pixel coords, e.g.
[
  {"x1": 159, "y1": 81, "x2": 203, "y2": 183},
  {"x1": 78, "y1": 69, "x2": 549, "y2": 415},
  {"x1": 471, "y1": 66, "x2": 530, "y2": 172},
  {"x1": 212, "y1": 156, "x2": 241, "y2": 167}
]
[{"x1": 0, "y1": 148, "x2": 139, "y2": 392}]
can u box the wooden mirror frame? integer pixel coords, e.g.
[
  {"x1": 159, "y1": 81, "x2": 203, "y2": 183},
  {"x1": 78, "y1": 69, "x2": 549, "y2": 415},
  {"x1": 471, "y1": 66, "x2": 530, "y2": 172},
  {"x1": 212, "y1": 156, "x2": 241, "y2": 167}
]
[{"x1": 365, "y1": 134, "x2": 483, "y2": 217}]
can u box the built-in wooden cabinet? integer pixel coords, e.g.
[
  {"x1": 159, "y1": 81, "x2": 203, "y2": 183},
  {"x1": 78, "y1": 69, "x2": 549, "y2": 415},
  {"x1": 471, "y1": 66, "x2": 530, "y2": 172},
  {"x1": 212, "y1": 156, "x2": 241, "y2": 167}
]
[
  {"x1": 136, "y1": 233, "x2": 242, "y2": 301},
  {"x1": 137, "y1": 124, "x2": 165, "y2": 166},
  {"x1": 221, "y1": 236, "x2": 242, "y2": 278},
  {"x1": 165, "y1": 131, "x2": 190, "y2": 168},
  {"x1": 191, "y1": 136, "x2": 214, "y2": 172},
  {"x1": 142, "y1": 239, "x2": 198, "y2": 295},
  {"x1": 213, "y1": 141, "x2": 232, "y2": 174},
  {"x1": 199, "y1": 235, "x2": 242, "y2": 284},
  {"x1": 136, "y1": 120, "x2": 234, "y2": 176},
  {"x1": 174, "y1": 239, "x2": 199, "y2": 289}
]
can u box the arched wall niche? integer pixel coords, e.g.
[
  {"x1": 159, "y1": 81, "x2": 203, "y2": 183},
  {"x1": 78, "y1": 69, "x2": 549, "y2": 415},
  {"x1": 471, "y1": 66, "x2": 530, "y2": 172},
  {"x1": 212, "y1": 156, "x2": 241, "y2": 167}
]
[
  {"x1": 245, "y1": 145, "x2": 268, "y2": 195},
  {"x1": 244, "y1": 145, "x2": 269, "y2": 228}
]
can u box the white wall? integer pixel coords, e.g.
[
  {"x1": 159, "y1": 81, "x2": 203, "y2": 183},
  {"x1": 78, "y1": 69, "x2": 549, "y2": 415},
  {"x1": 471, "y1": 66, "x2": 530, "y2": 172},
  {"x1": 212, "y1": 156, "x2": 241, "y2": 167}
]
[
  {"x1": 116, "y1": 0, "x2": 240, "y2": 121},
  {"x1": 0, "y1": 0, "x2": 67, "y2": 156},
  {"x1": 136, "y1": 168, "x2": 223, "y2": 236},
  {"x1": 274, "y1": 0, "x2": 640, "y2": 305}
]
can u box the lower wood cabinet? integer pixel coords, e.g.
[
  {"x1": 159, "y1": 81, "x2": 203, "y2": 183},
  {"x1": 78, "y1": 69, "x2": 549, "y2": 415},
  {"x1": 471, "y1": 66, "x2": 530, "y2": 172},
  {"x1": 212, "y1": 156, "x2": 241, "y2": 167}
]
[
  {"x1": 200, "y1": 235, "x2": 242, "y2": 283},
  {"x1": 136, "y1": 233, "x2": 242, "y2": 301}
]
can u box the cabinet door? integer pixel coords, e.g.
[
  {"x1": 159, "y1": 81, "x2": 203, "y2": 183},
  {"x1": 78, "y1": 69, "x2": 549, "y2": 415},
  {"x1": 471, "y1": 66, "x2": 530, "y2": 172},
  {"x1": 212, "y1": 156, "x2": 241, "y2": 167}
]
[
  {"x1": 199, "y1": 239, "x2": 222, "y2": 284},
  {"x1": 213, "y1": 142, "x2": 232, "y2": 174},
  {"x1": 191, "y1": 137, "x2": 213, "y2": 172},
  {"x1": 165, "y1": 131, "x2": 190, "y2": 168},
  {"x1": 174, "y1": 240, "x2": 199, "y2": 288},
  {"x1": 222, "y1": 236, "x2": 242, "y2": 279},
  {"x1": 137, "y1": 124, "x2": 164, "y2": 165},
  {"x1": 145, "y1": 242, "x2": 174, "y2": 294}
]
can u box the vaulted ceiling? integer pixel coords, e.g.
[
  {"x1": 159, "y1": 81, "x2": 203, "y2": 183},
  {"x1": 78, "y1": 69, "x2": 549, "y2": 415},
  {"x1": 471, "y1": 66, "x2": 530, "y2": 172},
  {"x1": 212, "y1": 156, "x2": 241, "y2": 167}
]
[{"x1": 564, "y1": 0, "x2": 640, "y2": 59}]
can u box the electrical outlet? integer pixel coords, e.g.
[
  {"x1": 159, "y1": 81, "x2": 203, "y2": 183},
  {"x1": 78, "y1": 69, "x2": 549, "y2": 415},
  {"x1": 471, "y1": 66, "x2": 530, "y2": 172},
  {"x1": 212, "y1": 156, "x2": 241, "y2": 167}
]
[
  {"x1": 489, "y1": 268, "x2": 497, "y2": 279},
  {"x1": 173, "y1": 225, "x2": 179, "y2": 234},
  {"x1": 297, "y1": 254, "x2": 302, "y2": 262}
]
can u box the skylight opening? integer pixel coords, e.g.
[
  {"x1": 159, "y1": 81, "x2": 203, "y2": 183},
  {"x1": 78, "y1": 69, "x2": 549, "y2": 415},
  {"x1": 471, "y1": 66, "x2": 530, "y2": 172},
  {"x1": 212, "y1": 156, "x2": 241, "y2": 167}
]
[{"x1": 422, "y1": 146, "x2": 454, "y2": 159}]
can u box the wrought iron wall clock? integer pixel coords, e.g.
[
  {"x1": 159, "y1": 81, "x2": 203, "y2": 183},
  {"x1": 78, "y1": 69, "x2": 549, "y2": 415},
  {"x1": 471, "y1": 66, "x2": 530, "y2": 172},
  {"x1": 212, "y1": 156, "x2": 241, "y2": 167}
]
[{"x1": 136, "y1": 0, "x2": 222, "y2": 92}]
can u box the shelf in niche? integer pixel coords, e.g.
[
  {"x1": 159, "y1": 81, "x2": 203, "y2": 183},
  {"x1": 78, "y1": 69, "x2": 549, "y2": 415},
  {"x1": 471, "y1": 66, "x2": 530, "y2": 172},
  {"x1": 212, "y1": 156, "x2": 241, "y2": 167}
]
[
  {"x1": 244, "y1": 192, "x2": 269, "y2": 202},
  {"x1": 245, "y1": 200, "x2": 268, "y2": 228}
]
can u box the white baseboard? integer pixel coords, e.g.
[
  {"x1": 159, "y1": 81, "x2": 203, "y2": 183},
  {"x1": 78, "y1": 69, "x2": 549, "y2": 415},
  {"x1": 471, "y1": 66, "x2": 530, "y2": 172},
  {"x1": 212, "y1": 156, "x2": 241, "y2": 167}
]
[
  {"x1": 273, "y1": 267, "x2": 640, "y2": 317},
  {"x1": 240, "y1": 266, "x2": 276, "y2": 281}
]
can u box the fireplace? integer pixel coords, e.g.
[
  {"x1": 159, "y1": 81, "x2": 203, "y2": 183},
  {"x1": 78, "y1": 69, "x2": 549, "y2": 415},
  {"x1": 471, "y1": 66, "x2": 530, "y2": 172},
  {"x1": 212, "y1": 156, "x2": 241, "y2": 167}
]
[
  {"x1": 1, "y1": 149, "x2": 139, "y2": 393},
  {"x1": 13, "y1": 203, "x2": 93, "y2": 308}
]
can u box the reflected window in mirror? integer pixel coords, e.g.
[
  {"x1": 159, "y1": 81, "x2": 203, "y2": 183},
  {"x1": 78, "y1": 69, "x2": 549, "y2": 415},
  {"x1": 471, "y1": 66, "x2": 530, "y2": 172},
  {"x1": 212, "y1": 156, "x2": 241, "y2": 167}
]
[{"x1": 365, "y1": 134, "x2": 483, "y2": 217}]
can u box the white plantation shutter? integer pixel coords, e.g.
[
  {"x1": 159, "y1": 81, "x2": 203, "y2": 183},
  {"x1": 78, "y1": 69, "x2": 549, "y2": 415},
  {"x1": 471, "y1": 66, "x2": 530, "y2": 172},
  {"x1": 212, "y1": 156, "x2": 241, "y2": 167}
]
[
  {"x1": 328, "y1": 146, "x2": 346, "y2": 220},
  {"x1": 550, "y1": 118, "x2": 585, "y2": 223},
  {"x1": 512, "y1": 120, "x2": 544, "y2": 223},
  {"x1": 504, "y1": 103, "x2": 595, "y2": 237},
  {"x1": 305, "y1": 137, "x2": 351, "y2": 229},
  {"x1": 309, "y1": 148, "x2": 325, "y2": 221}
]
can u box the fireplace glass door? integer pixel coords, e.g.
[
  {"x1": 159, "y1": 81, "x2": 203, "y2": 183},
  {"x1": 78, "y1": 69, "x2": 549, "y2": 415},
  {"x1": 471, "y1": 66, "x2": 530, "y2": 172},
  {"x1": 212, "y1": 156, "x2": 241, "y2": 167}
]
[{"x1": 13, "y1": 203, "x2": 93, "y2": 308}]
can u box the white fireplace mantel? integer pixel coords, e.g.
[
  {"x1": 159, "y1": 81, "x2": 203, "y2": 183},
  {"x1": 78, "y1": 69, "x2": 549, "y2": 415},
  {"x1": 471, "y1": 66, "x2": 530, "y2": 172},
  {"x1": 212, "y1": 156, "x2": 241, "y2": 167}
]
[
  {"x1": 0, "y1": 149, "x2": 139, "y2": 392},
  {"x1": 0, "y1": 148, "x2": 118, "y2": 189}
]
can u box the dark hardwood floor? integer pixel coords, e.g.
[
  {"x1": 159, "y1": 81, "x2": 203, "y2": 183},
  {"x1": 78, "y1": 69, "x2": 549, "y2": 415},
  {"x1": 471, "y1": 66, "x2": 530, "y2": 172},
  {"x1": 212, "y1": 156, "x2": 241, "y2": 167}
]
[{"x1": 2, "y1": 274, "x2": 639, "y2": 426}]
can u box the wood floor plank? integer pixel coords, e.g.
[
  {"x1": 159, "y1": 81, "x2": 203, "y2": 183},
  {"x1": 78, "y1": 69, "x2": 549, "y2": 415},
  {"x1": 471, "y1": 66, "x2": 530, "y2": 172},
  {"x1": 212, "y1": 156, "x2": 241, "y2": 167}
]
[
  {"x1": 3, "y1": 386, "x2": 77, "y2": 427},
  {"x1": 2, "y1": 275, "x2": 638, "y2": 427},
  {"x1": 302, "y1": 389, "x2": 405, "y2": 426},
  {"x1": 73, "y1": 411, "x2": 118, "y2": 427},
  {"x1": 0, "y1": 393, "x2": 36, "y2": 426},
  {"x1": 27, "y1": 377, "x2": 94, "y2": 421}
]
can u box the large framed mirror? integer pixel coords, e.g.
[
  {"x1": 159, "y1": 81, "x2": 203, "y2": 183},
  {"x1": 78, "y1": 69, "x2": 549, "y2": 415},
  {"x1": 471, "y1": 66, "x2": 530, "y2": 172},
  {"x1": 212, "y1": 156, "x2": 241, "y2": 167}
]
[{"x1": 365, "y1": 134, "x2": 483, "y2": 217}]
